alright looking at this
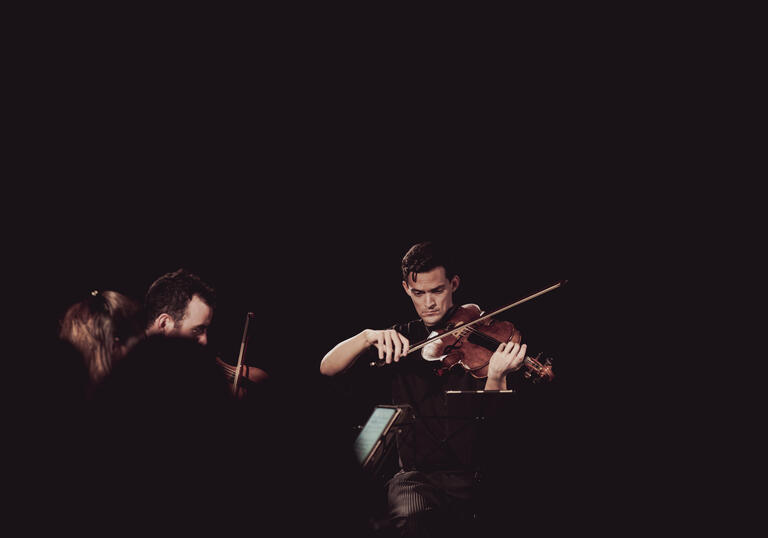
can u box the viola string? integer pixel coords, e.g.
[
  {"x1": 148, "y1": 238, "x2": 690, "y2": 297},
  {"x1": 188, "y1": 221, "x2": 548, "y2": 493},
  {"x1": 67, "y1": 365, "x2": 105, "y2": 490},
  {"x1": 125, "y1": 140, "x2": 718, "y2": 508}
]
[{"x1": 462, "y1": 327, "x2": 542, "y2": 369}]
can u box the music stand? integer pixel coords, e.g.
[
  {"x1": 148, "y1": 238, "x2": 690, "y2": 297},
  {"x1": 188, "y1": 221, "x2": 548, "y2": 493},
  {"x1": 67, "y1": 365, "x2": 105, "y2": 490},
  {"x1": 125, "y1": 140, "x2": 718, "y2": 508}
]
[
  {"x1": 353, "y1": 404, "x2": 414, "y2": 478},
  {"x1": 443, "y1": 389, "x2": 518, "y2": 418}
]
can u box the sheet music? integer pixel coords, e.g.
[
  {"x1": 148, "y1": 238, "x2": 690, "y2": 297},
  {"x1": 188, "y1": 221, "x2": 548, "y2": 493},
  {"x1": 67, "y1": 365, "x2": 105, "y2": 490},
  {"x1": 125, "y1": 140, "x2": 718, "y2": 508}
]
[{"x1": 352, "y1": 407, "x2": 397, "y2": 465}]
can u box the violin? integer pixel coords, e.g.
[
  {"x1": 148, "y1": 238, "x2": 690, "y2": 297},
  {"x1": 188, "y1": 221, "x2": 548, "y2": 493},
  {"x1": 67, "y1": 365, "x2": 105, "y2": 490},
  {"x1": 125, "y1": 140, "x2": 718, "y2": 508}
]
[
  {"x1": 216, "y1": 357, "x2": 257, "y2": 392},
  {"x1": 215, "y1": 312, "x2": 263, "y2": 398},
  {"x1": 371, "y1": 280, "x2": 565, "y2": 382}
]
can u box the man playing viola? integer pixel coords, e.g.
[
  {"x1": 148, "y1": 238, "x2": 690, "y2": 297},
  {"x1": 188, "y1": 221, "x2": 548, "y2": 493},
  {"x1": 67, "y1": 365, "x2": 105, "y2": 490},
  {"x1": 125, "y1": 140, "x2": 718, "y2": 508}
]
[{"x1": 320, "y1": 241, "x2": 530, "y2": 536}]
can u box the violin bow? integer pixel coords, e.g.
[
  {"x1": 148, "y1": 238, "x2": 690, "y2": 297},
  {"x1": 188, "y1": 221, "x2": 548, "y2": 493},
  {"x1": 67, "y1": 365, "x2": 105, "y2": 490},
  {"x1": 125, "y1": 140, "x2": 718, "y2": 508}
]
[
  {"x1": 405, "y1": 279, "x2": 568, "y2": 355},
  {"x1": 232, "y1": 311, "x2": 255, "y2": 391}
]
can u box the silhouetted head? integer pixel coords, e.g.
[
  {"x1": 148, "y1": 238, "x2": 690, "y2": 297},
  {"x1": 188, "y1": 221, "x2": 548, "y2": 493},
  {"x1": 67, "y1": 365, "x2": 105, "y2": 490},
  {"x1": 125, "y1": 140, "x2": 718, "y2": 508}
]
[{"x1": 145, "y1": 268, "x2": 216, "y2": 346}]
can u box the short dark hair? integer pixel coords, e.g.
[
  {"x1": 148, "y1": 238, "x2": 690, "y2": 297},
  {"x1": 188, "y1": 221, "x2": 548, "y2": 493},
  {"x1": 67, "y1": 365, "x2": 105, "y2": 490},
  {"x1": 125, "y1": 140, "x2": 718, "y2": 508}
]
[
  {"x1": 401, "y1": 241, "x2": 458, "y2": 282},
  {"x1": 145, "y1": 268, "x2": 216, "y2": 328}
]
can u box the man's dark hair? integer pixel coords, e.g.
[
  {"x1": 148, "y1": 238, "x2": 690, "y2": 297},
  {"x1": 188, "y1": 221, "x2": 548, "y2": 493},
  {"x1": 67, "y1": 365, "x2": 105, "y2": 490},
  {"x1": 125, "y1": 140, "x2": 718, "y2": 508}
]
[
  {"x1": 144, "y1": 268, "x2": 216, "y2": 328},
  {"x1": 401, "y1": 241, "x2": 458, "y2": 282}
]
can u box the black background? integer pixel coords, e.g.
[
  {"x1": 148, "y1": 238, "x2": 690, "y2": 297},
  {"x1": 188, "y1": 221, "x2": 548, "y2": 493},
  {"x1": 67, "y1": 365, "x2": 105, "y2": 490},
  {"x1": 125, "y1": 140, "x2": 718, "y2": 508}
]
[
  {"x1": 24, "y1": 52, "x2": 643, "y2": 463},
  {"x1": 9, "y1": 27, "x2": 684, "y2": 533}
]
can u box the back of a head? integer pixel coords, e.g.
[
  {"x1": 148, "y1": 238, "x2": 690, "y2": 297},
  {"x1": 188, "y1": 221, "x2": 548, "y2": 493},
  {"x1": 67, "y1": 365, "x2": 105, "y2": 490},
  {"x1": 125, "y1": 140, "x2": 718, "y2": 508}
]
[
  {"x1": 88, "y1": 335, "x2": 241, "y2": 532},
  {"x1": 145, "y1": 268, "x2": 216, "y2": 328},
  {"x1": 91, "y1": 335, "x2": 237, "y2": 479},
  {"x1": 58, "y1": 290, "x2": 145, "y2": 386},
  {"x1": 94, "y1": 335, "x2": 232, "y2": 419}
]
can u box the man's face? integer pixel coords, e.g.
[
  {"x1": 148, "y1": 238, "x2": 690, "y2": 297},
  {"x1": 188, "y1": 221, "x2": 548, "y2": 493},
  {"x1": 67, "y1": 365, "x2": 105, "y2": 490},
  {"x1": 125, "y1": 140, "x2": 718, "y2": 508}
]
[
  {"x1": 402, "y1": 266, "x2": 460, "y2": 327},
  {"x1": 169, "y1": 295, "x2": 213, "y2": 346}
]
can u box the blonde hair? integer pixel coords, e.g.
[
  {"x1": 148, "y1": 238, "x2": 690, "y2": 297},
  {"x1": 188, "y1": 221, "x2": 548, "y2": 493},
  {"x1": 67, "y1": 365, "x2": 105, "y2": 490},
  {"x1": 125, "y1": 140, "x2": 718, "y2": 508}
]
[{"x1": 59, "y1": 290, "x2": 144, "y2": 385}]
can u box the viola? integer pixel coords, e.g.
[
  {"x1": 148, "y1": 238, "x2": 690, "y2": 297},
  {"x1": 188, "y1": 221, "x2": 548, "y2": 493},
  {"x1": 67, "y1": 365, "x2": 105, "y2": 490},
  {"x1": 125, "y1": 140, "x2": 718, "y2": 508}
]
[
  {"x1": 421, "y1": 303, "x2": 554, "y2": 381},
  {"x1": 371, "y1": 280, "x2": 565, "y2": 382}
]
